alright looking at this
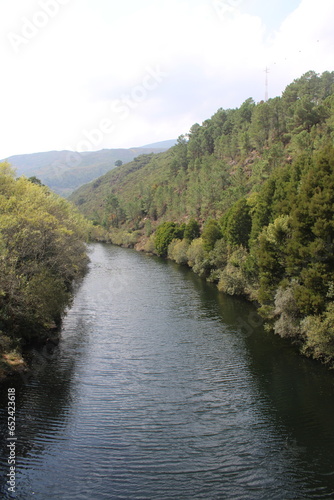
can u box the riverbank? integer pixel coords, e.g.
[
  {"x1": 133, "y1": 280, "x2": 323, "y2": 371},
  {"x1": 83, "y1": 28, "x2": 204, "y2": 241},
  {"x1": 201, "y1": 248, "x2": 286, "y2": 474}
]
[
  {"x1": 0, "y1": 350, "x2": 27, "y2": 381},
  {"x1": 100, "y1": 226, "x2": 334, "y2": 370},
  {"x1": 0, "y1": 166, "x2": 91, "y2": 383},
  {"x1": 0, "y1": 327, "x2": 62, "y2": 382}
]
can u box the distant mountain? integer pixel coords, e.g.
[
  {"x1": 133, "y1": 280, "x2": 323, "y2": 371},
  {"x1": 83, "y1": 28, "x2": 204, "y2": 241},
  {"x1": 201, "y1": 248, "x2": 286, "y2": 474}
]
[
  {"x1": 3, "y1": 141, "x2": 176, "y2": 196},
  {"x1": 138, "y1": 139, "x2": 177, "y2": 149}
]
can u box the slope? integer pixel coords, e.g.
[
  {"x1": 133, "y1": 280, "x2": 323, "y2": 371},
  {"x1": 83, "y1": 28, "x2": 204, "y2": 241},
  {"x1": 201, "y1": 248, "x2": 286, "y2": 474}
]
[
  {"x1": 3, "y1": 143, "x2": 174, "y2": 197},
  {"x1": 70, "y1": 71, "x2": 334, "y2": 366}
]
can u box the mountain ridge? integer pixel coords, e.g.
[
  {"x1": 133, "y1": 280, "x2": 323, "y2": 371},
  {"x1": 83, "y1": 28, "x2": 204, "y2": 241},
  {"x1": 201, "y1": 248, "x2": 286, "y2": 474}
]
[{"x1": 2, "y1": 141, "x2": 176, "y2": 196}]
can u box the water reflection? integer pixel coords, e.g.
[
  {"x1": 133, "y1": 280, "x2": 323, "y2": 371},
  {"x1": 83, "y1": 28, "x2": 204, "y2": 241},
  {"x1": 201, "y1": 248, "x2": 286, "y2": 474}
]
[
  {"x1": 1, "y1": 244, "x2": 334, "y2": 499},
  {"x1": 0, "y1": 297, "x2": 91, "y2": 499},
  {"x1": 167, "y1": 258, "x2": 334, "y2": 497}
]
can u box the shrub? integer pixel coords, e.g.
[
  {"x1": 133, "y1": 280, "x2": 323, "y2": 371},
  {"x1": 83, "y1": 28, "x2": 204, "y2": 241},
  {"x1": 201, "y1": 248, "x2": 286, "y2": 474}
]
[
  {"x1": 300, "y1": 303, "x2": 334, "y2": 363},
  {"x1": 202, "y1": 219, "x2": 222, "y2": 252},
  {"x1": 209, "y1": 238, "x2": 229, "y2": 270},
  {"x1": 168, "y1": 239, "x2": 189, "y2": 265},
  {"x1": 273, "y1": 284, "x2": 301, "y2": 339},
  {"x1": 143, "y1": 235, "x2": 156, "y2": 254},
  {"x1": 218, "y1": 263, "x2": 246, "y2": 296},
  {"x1": 186, "y1": 238, "x2": 210, "y2": 276},
  {"x1": 184, "y1": 219, "x2": 200, "y2": 242},
  {"x1": 217, "y1": 247, "x2": 251, "y2": 297},
  {"x1": 154, "y1": 222, "x2": 183, "y2": 257}
]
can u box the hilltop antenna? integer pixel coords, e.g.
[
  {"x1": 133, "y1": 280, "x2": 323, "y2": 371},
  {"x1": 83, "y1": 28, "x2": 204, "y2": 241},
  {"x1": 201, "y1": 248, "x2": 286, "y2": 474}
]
[{"x1": 265, "y1": 67, "x2": 269, "y2": 101}]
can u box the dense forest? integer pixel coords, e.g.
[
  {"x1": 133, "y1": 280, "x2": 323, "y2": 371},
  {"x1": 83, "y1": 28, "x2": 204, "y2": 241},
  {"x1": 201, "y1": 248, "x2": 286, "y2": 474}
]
[
  {"x1": 70, "y1": 70, "x2": 334, "y2": 365},
  {"x1": 0, "y1": 164, "x2": 89, "y2": 378}
]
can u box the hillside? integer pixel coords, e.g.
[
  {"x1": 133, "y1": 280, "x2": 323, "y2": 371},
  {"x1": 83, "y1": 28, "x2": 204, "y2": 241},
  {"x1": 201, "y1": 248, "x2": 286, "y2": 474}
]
[
  {"x1": 70, "y1": 71, "x2": 334, "y2": 366},
  {"x1": 3, "y1": 142, "x2": 175, "y2": 197},
  {"x1": 71, "y1": 71, "x2": 334, "y2": 225}
]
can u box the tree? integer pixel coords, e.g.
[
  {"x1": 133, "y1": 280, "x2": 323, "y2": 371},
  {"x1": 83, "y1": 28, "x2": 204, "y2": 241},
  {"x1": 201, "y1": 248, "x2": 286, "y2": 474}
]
[
  {"x1": 222, "y1": 198, "x2": 252, "y2": 248},
  {"x1": 184, "y1": 219, "x2": 200, "y2": 242},
  {"x1": 28, "y1": 176, "x2": 44, "y2": 186},
  {"x1": 115, "y1": 160, "x2": 123, "y2": 167},
  {"x1": 154, "y1": 222, "x2": 183, "y2": 257},
  {"x1": 0, "y1": 164, "x2": 89, "y2": 344},
  {"x1": 202, "y1": 219, "x2": 222, "y2": 252}
]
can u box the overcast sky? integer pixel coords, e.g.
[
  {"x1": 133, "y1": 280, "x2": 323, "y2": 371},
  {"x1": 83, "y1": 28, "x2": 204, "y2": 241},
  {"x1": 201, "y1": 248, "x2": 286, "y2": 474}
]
[{"x1": 0, "y1": 0, "x2": 333, "y2": 158}]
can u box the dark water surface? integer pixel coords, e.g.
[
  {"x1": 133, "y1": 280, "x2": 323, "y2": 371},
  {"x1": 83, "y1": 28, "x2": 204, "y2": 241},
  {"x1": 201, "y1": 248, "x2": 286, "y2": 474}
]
[{"x1": 1, "y1": 243, "x2": 334, "y2": 499}]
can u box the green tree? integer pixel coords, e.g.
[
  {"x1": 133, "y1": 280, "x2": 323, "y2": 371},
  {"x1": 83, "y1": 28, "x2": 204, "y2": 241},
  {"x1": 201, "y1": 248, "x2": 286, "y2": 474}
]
[
  {"x1": 154, "y1": 222, "x2": 183, "y2": 257},
  {"x1": 184, "y1": 219, "x2": 200, "y2": 242},
  {"x1": 202, "y1": 219, "x2": 222, "y2": 252},
  {"x1": 0, "y1": 164, "x2": 89, "y2": 344},
  {"x1": 222, "y1": 198, "x2": 252, "y2": 248}
]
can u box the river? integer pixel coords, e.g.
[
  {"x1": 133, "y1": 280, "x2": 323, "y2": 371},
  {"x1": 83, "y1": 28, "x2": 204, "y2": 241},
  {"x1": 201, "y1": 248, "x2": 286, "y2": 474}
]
[{"x1": 1, "y1": 243, "x2": 334, "y2": 499}]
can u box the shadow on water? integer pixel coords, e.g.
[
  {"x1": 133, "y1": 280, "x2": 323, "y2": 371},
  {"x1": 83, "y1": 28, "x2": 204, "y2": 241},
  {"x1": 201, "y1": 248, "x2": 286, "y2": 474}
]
[
  {"x1": 1, "y1": 245, "x2": 334, "y2": 499},
  {"x1": 0, "y1": 312, "x2": 91, "y2": 499},
  {"x1": 166, "y1": 258, "x2": 334, "y2": 498}
]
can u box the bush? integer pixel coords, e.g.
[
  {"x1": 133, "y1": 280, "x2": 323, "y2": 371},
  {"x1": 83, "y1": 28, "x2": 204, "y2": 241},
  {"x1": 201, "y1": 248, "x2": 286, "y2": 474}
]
[
  {"x1": 218, "y1": 264, "x2": 246, "y2": 296},
  {"x1": 217, "y1": 247, "x2": 251, "y2": 297},
  {"x1": 273, "y1": 284, "x2": 301, "y2": 339},
  {"x1": 202, "y1": 219, "x2": 222, "y2": 252},
  {"x1": 184, "y1": 219, "x2": 200, "y2": 242},
  {"x1": 143, "y1": 235, "x2": 156, "y2": 254},
  {"x1": 168, "y1": 239, "x2": 189, "y2": 265},
  {"x1": 0, "y1": 165, "x2": 89, "y2": 343},
  {"x1": 209, "y1": 238, "x2": 229, "y2": 270},
  {"x1": 154, "y1": 222, "x2": 184, "y2": 257},
  {"x1": 300, "y1": 303, "x2": 334, "y2": 363},
  {"x1": 108, "y1": 229, "x2": 140, "y2": 247},
  {"x1": 186, "y1": 238, "x2": 210, "y2": 276}
]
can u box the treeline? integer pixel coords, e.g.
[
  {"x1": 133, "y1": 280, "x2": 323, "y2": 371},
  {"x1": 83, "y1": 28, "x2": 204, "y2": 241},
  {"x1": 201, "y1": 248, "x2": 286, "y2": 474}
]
[
  {"x1": 148, "y1": 144, "x2": 334, "y2": 363},
  {"x1": 71, "y1": 70, "x2": 334, "y2": 226},
  {"x1": 71, "y1": 70, "x2": 334, "y2": 365},
  {"x1": 0, "y1": 163, "x2": 89, "y2": 374}
]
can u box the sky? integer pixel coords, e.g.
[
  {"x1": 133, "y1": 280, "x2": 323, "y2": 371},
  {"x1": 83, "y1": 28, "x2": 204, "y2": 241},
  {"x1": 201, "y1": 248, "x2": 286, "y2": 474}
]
[{"x1": 0, "y1": 0, "x2": 333, "y2": 158}]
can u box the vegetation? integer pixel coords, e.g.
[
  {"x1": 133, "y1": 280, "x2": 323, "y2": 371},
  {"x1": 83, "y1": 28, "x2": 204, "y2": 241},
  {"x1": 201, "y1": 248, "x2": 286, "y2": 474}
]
[
  {"x1": 70, "y1": 70, "x2": 334, "y2": 366},
  {"x1": 4, "y1": 145, "x2": 172, "y2": 197},
  {"x1": 0, "y1": 164, "x2": 89, "y2": 378}
]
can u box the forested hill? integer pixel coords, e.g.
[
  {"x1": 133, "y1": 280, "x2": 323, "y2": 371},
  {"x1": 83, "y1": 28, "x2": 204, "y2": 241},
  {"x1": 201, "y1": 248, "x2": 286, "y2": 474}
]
[
  {"x1": 70, "y1": 70, "x2": 334, "y2": 365},
  {"x1": 70, "y1": 70, "x2": 334, "y2": 224},
  {"x1": 3, "y1": 143, "x2": 174, "y2": 197}
]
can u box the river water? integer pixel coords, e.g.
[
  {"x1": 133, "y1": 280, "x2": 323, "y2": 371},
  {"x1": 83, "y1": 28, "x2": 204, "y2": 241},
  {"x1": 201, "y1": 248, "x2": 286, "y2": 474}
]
[{"x1": 1, "y1": 243, "x2": 334, "y2": 499}]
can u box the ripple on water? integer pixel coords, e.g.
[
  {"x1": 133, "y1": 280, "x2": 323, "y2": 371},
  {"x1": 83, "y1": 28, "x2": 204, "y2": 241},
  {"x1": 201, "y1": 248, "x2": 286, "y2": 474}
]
[{"x1": 2, "y1": 244, "x2": 334, "y2": 500}]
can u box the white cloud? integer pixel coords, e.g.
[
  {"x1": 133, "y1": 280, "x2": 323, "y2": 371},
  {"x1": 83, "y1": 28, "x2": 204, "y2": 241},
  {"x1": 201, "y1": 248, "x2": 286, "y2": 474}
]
[
  {"x1": 0, "y1": 0, "x2": 333, "y2": 158},
  {"x1": 264, "y1": 0, "x2": 334, "y2": 94}
]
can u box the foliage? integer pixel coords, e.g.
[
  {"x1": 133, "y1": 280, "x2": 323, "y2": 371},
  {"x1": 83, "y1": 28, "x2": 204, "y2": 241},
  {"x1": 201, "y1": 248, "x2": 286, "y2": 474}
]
[
  {"x1": 221, "y1": 198, "x2": 252, "y2": 248},
  {"x1": 168, "y1": 239, "x2": 189, "y2": 265},
  {"x1": 301, "y1": 303, "x2": 334, "y2": 362},
  {"x1": 201, "y1": 219, "x2": 222, "y2": 252},
  {"x1": 217, "y1": 247, "x2": 252, "y2": 297},
  {"x1": 70, "y1": 70, "x2": 334, "y2": 365},
  {"x1": 273, "y1": 284, "x2": 301, "y2": 339},
  {"x1": 0, "y1": 165, "x2": 89, "y2": 346},
  {"x1": 184, "y1": 219, "x2": 200, "y2": 241},
  {"x1": 186, "y1": 238, "x2": 208, "y2": 276},
  {"x1": 154, "y1": 222, "x2": 184, "y2": 257}
]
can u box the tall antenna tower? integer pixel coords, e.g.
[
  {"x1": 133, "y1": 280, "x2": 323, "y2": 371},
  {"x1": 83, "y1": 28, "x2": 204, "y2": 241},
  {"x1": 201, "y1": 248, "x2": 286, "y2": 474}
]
[{"x1": 265, "y1": 67, "x2": 269, "y2": 101}]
